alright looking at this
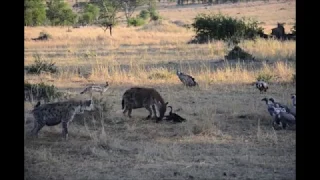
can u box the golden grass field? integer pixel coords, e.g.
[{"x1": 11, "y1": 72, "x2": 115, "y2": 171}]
[{"x1": 24, "y1": 0, "x2": 296, "y2": 179}]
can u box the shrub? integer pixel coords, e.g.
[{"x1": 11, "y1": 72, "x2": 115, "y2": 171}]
[
  {"x1": 27, "y1": 54, "x2": 58, "y2": 75},
  {"x1": 46, "y1": 0, "x2": 77, "y2": 26},
  {"x1": 148, "y1": 6, "x2": 161, "y2": 21},
  {"x1": 150, "y1": 13, "x2": 161, "y2": 21},
  {"x1": 127, "y1": 17, "x2": 145, "y2": 27},
  {"x1": 190, "y1": 13, "x2": 264, "y2": 44},
  {"x1": 25, "y1": 0, "x2": 46, "y2": 26},
  {"x1": 139, "y1": 10, "x2": 150, "y2": 20},
  {"x1": 78, "y1": 4, "x2": 100, "y2": 25},
  {"x1": 24, "y1": 82, "x2": 62, "y2": 102}
]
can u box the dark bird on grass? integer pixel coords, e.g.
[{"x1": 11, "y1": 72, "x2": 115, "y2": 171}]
[
  {"x1": 261, "y1": 97, "x2": 287, "y2": 127},
  {"x1": 268, "y1": 98, "x2": 290, "y2": 113},
  {"x1": 263, "y1": 97, "x2": 296, "y2": 129},
  {"x1": 261, "y1": 98, "x2": 282, "y2": 117},
  {"x1": 273, "y1": 111, "x2": 296, "y2": 129},
  {"x1": 176, "y1": 70, "x2": 198, "y2": 87},
  {"x1": 164, "y1": 106, "x2": 186, "y2": 123},
  {"x1": 255, "y1": 80, "x2": 268, "y2": 93}
]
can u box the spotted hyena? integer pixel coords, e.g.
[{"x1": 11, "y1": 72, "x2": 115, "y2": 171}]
[
  {"x1": 121, "y1": 87, "x2": 168, "y2": 123},
  {"x1": 31, "y1": 98, "x2": 94, "y2": 140}
]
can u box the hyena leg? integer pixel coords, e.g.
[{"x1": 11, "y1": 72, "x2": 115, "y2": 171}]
[
  {"x1": 62, "y1": 122, "x2": 69, "y2": 140},
  {"x1": 151, "y1": 105, "x2": 158, "y2": 120},
  {"x1": 31, "y1": 121, "x2": 45, "y2": 138},
  {"x1": 127, "y1": 108, "x2": 133, "y2": 118},
  {"x1": 144, "y1": 106, "x2": 153, "y2": 120},
  {"x1": 123, "y1": 106, "x2": 128, "y2": 116}
]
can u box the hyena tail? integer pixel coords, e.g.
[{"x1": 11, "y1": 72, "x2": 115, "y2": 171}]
[{"x1": 121, "y1": 98, "x2": 124, "y2": 110}]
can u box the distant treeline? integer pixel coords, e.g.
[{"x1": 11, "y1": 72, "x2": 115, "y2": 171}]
[{"x1": 175, "y1": 0, "x2": 272, "y2": 5}]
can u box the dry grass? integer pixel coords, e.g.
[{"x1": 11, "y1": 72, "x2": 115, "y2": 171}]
[
  {"x1": 25, "y1": 1, "x2": 296, "y2": 179},
  {"x1": 156, "y1": 0, "x2": 296, "y2": 33}
]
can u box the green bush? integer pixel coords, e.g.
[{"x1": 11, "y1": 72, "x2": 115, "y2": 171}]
[
  {"x1": 27, "y1": 54, "x2": 58, "y2": 75},
  {"x1": 46, "y1": 0, "x2": 77, "y2": 26},
  {"x1": 78, "y1": 3, "x2": 100, "y2": 25},
  {"x1": 24, "y1": 82, "x2": 62, "y2": 102},
  {"x1": 127, "y1": 17, "x2": 145, "y2": 27},
  {"x1": 148, "y1": 6, "x2": 161, "y2": 21},
  {"x1": 25, "y1": 0, "x2": 47, "y2": 26},
  {"x1": 190, "y1": 13, "x2": 264, "y2": 44},
  {"x1": 150, "y1": 13, "x2": 161, "y2": 21},
  {"x1": 139, "y1": 10, "x2": 150, "y2": 20}
]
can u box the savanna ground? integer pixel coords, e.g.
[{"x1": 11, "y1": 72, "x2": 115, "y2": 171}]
[{"x1": 24, "y1": 0, "x2": 296, "y2": 179}]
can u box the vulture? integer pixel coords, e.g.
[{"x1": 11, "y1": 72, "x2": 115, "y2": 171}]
[
  {"x1": 80, "y1": 81, "x2": 109, "y2": 96},
  {"x1": 289, "y1": 94, "x2": 296, "y2": 117},
  {"x1": 268, "y1": 98, "x2": 290, "y2": 113},
  {"x1": 164, "y1": 106, "x2": 186, "y2": 123},
  {"x1": 262, "y1": 97, "x2": 296, "y2": 129},
  {"x1": 273, "y1": 111, "x2": 296, "y2": 129},
  {"x1": 176, "y1": 70, "x2": 198, "y2": 87},
  {"x1": 255, "y1": 80, "x2": 268, "y2": 93},
  {"x1": 261, "y1": 98, "x2": 282, "y2": 117},
  {"x1": 291, "y1": 94, "x2": 296, "y2": 107}
]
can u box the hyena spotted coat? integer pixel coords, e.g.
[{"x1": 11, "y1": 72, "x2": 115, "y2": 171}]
[
  {"x1": 31, "y1": 99, "x2": 94, "y2": 140},
  {"x1": 121, "y1": 87, "x2": 168, "y2": 122}
]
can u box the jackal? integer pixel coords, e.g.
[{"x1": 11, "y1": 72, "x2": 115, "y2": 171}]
[
  {"x1": 121, "y1": 87, "x2": 168, "y2": 122},
  {"x1": 80, "y1": 81, "x2": 109, "y2": 96},
  {"x1": 31, "y1": 98, "x2": 94, "y2": 140}
]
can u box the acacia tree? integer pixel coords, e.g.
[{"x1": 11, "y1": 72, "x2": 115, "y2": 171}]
[
  {"x1": 78, "y1": 3, "x2": 100, "y2": 25},
  {"x1": 90, "y1": 0, "x2": 122, "y2": 24},
  {"x1": 46, "y1": 0, "x2": 77, "y2": 26},
  {"x1": 25, "y1": 0, "x2": 46, "y2": 26},
  {"x1": 122, "y1": 0, "x2": 148, "y2": 26},
  {"x1": 90, "y1": 0, "x2": 123, "y2": 36}
]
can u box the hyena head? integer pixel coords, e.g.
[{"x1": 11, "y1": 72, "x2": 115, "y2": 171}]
[
  {"x1": 156, "y1": 101, "x2": 169, "y2": 120},
  {"x1": 78, "y1": 99, "x2": 94, "y2": 112}
]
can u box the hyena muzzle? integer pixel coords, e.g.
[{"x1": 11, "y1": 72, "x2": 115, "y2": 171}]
[{"x1": 121, "y1": 87, "x2": 168, "y2": 122}]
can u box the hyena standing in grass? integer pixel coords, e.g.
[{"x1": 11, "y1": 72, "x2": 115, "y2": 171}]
[
  {"x1": 31, "y1": 98, "x2": 94, "y2": 140},
  {"x1": 121, "y1": 87, "x2": 168, "y2": 123}
]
